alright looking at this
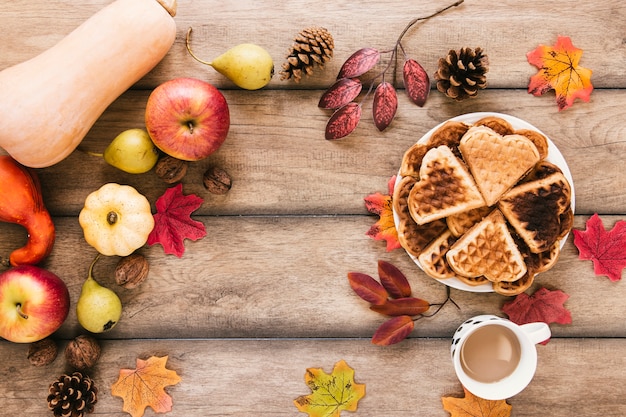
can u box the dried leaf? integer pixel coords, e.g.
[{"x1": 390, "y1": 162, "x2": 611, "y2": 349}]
[
  {"x1": 319, "y1": 78, "x2": 362, "y2": 109},
  {"x1": 111, "y1": 356, "x2": 181, "y2": 417},
  {"x1": 371, "y1": 315, "x2": 414, "y2": 346},
  {"x1": 325, "y1": 103, "x2": 362, "y2": 140},
  {"x1": 501, "y1": 287, "x2": 570, "y2": 344},
  {"x1": 527, "y1": 35, "x2": 593, "y2": 111},
  {"x1": 364, "y1": 176, "x2": 401, "y2": 251},
  {"x1": 336, "y1": 47, "x2": 380, "y2": 79},
  {"x1": 147, "y1": 183, "x2": 206, "y2": 257},
  {"x1": 370, "y1": 297, "x2": 430, "y2": 316},
  {"x1": 372, "y1": 81, "x2": 398, "y2": 131},
  {"x1": 294, "y1": 359, "x2": 366, "y2": 417},
  {"x1": 403, "y1": 58, "x2": 430, "y2": 106},
  {"x1": 572, "y1": 213, "x2": 626, "y2": 281},
  {"x1": 377, "y1": 259, "x2": 411, "y2": 298},
  {"x1": 442, "y1": 386, "x2": 512, "y2": 417},
  {"x1": 347, "y1": 272, "x2": 389, "y2": 305}
]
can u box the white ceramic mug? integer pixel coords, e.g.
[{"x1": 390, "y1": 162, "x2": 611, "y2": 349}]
[{"x1": 450, "y1": 314, "x2": 551, "y2": 400}]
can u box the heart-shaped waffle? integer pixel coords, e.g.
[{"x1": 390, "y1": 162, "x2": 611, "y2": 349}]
[
  {"x1": 498, "y1": 171, "x2": 571, "y2": 253},
  {"x1": 407, "y1": 145, "x2": 485, "y2": 225},
  {"x1": 446, "y1": 209, "x2": 527, "y2": 282},
  {"x1": 460, "y1": 126, "x2": 540, "y2": 206},
  {"x1": 392, "y1": 176, "x2": 447, "y2": 257}
]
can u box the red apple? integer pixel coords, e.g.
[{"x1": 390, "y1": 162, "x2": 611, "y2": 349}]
[
  {"x1": 145, "y1": 77, "x2": 230, "y2": 161},
  {"x1": 0, "y1": 265, "x2": 70, "y2": 343}
]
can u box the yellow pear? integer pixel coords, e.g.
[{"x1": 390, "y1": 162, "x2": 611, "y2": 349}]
[
  {"x1": 186, "y1": 28, "x2": 274, "y2": 90},
  {"x1": 76, "y1": 255, "x2": 122, "y2": 333}
]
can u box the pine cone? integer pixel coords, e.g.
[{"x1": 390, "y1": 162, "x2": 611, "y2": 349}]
[
  {"x1": 434, "y1": 47, "x2": 489, "y2": 101},
  {"x1": 280, "y1": 27, "x2": 334, "y2": 82},
  {"x1": 47, "y1": 372, "x2": 97, "y2": 417}
]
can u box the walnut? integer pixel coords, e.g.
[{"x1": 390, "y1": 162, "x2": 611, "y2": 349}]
[
  {"x1": 65, "y1": 335, "x2": 101, "y2": 370},
  {"x1": 27, "y1": 337, "x2": 58, "y2": 366},
  {"x1": 115, "y1": 253, "x2": 149, "y2": 289},
  {"x1": 155, "y1": 154, "x2": 188, "y2": 183},
  {"x1": 203, "y1": 166, "x2": 232, "y2": 194}
]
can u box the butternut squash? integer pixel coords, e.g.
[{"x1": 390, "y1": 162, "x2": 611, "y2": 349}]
[{"x1": 0, "y1": 0, "x2": 178, "y2": 168}]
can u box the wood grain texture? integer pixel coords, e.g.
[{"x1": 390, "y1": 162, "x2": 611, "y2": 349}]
[
  {"x1": 1, "y1": 338, "x2": 625, "y2": 416},
  {"x1": 1, "y1": 0, "x2": 625, "y2": 416}
]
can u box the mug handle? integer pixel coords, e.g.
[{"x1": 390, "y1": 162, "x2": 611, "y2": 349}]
[{"x1": 520, "y1": 322, "x2": 551, "y2": 344}]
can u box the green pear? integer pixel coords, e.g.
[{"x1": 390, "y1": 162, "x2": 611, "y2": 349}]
[
  {"x1": 76, "y1": 255, "x2": 122, "y2": 333},
  {"x1": 103, "y1": 128, "x2": 159, "y2": 174},
  {"x1": 186, "y1": 28, "x2": 274, "y2": 90}
]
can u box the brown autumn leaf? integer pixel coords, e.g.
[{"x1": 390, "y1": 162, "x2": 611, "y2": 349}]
[
  {"x1": 111, "y1": 355, "x2": 181, "y2": 417},
  {"x1": 336, "y1": 47, "x2": 381, "y2": 79},
  {"x1": 319, "y1": 78, "x2": 362, "y2": 109},
  {"x1": 442, "y1": 387, "x2": 512, "y2": 417},
  {"x1": 373, "y1": 81, "x2": 398, "y2": 131},
  {"x1": 370, "y1": 297, "x2": 430, "y2": 316},
  {"x1": 347, "y1": 272, "x2": 389, "y2": 306},
  {"x1": 377, "y1": 259, "x2": 412, "y2": 298},
  {"x1": 372, "y1": 315, "x2": 414, "y2": 345},
  {"x1": 325, "y1": 102, "x2": 362, "y2": 140},
  {"x1": 403, "y1": 58, "x2": 430, "y2": 106}
]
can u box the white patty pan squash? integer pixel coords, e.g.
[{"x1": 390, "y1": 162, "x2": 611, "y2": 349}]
[{"x1": 79, "y1": 183, "x2": 154, "y2": 256}]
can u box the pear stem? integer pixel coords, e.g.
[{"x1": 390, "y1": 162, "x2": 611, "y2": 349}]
[
  {"x1": 16, "y1": 303, "x2": 28, "y2": 320},
  {"x1": 88, "y1": 253, "x2": 101, "y2": 280},
  {"x1": 185, "y1": 27, "x2": 213, "y2": 66}
]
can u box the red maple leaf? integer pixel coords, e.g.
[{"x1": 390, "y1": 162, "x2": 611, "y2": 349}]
[
  {"x1": 364, "y1": 176, "x2": 401, "y2": 252},
  {"x1": 501, "y1": 287, "x2": 571, "y2": 344},
  {"x1": 572, "y1": 213, "x2": 626, "y2": 281},
  {"x1": 147, "y1": 184, "x2": 206, "y2": 257}
]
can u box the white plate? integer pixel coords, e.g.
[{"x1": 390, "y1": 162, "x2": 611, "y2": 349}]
[{"x1": 393, "y1": 112, "x2": 575, "y2": 292}]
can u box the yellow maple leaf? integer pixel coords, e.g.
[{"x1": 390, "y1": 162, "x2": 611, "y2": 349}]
[
  {"x1": 442, "y1": 387, "x2": 512, "y2": 417},
  {"x1": 111, "y1": 355, "x2": 182, "y2": 417},
  {"x1": 527, "y1": 35, "x2": 593, "y2": 111},
  {"x1": 294, "y1": 359, "x2": 366, "y2": 417}
]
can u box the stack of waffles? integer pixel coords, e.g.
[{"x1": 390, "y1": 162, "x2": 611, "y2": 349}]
[{"x1": 393, "y1": 116, "x2": 573, "y2": 296}]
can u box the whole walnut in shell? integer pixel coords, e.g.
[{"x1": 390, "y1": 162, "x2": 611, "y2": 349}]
[{"x1": 65, "y1": 335, "x2": 101, "y2": 370}]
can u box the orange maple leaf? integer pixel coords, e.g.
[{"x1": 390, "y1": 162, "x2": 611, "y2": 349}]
[
  {"x1": 442, "y1": 387, "x2": 512, "y2": 417},
  {"x1": 294, "y1": 359, "x2": 366, "y2": 417},
  {"x1": 111, "y1": 355, "x2": 182, "y2": 417},
  {"x1": 527, "y1": 35, "x2": 593, "y2": 111},
  {"x1": 364, "y1": 175, "x2": 401, "y2": 251}
]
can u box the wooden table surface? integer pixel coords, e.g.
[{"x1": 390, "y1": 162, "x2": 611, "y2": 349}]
[{"x1": 1, "y1": 0, "x2": 625, "y2": 416}]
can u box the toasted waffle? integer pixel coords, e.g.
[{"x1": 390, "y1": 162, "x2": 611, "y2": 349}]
[
  {"x1": 426, "y1": 120, "x2": 469, "y2": 159},
  {"x1": 446, "y1": 209, "x2": 527, "y2": 282},
  {"x1": 399, "y1": 142, "x2": 428, "y2": 178},
  {"x1": 493, "y1": 270, "x2": 535, "y2": 296},
  {"x1": 515, "y1": 128, "x2": 549, "y2": 160},
  {"x1": 407, "y1": 145, "x2": 485, "y2": 225},
  {"x1": 498, "y1": 171, "x2": 572, "y2": 253},
  {"x1": 474, "y1": 116, "x2": 514, "y2": 136},
  {"x1": 460, "y1": 126, "x2": 540, "y2": 206},
  {"x1": 394, "y1": 115, "x2": 572, "y2": 293},
  {"x1": 393, "y1": 175, "x2": 447, "y2": 257},
  {"x1": 446, "y1": 206, "x2": 493, "y2": 237},
  {"x1": 400, "y1": 121, "x2": 469, "y2": 177},
  {"x1": 418, "y1": 229, "x2": 458, "y2": 279}
]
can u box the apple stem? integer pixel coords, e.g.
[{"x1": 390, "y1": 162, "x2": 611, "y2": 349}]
[
  {"x1": 185, "y1": 27, "x2": 213, "y2": 66},
  {"x1": 16, "y1": 303, "x2": 28, "y2": 320}
]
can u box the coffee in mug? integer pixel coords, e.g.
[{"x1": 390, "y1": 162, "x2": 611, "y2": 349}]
[{"x1": 451, "y1": 315, "x2": 551, "y2": 400}]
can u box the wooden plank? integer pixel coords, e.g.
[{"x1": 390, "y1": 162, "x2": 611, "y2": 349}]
[
  {"x1": 5, "y1": 88, "x2": 624, "y2": 217},
  {"x1": 1, "y1": 215, "x2": 624, "y2": 340},
  {"x1": 1, "y1": 0, "x2": 624, "y2": 89},
  {"x1": 1, "y1": 337, "x2": 625, "y2": 416}
]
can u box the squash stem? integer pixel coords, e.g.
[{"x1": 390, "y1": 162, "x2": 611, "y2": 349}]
[{"x1": 186, "y1": 27, "x2": 213, "y2": 66}]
